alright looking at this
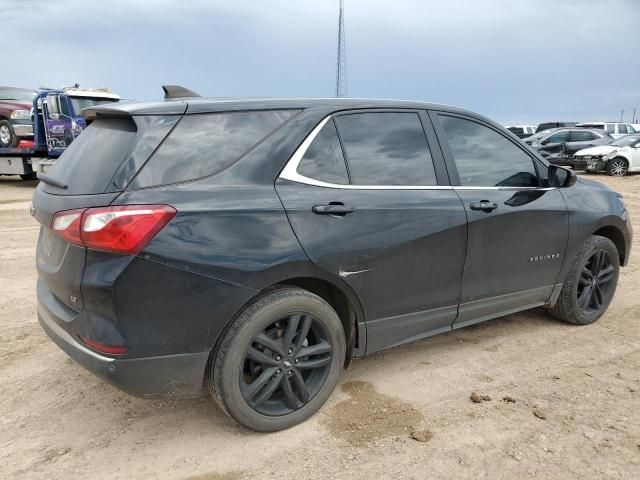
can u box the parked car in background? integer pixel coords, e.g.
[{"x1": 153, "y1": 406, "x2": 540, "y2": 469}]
[
  {"x1": 535, "y1": 121, "x2": 577, "y2": 133},
  {"x1": 0, "y1": 86, "x2": 37, "y2": 148},
  {"x1": 576, "y1": 122, "x2": 636, "y2": 139},
  {"x1": 573, "y1": 134, "x2": 640, "y2": 176},
  {"x1": 528, "y1": 127, "x2": 612, "y2": 165},
  {"x1": 33, "y1": 87, "x2": 632, "y2": 432},
  {"x1": 506, "y1": 125, "x2": 536, "y2": 138}
]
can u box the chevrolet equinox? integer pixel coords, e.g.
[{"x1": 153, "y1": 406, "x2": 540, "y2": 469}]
[{"x1": 34, "y1": 87, "x2": 632, "y2": 431}]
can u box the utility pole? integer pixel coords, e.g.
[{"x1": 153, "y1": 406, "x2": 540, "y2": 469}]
[
  {"x1": 620, "y1": 109, "x2": 624, "y2": 122},
  {"x1": 633, "y1": 108, "x2": 637, "y2": 123},
  {"x1": 336, "y1": 0, "x2": 347, "y2": 98}
]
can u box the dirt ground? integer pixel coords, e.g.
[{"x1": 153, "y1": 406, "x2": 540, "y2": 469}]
[{"x1": 0, "y1": 173, "x2": 638, "y2": 480}]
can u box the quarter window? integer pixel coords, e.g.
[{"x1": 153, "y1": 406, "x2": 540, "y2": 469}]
[
  {"x1": 297, "y1": 120, "x2": 349, "y2": 184},
  {"x1": 131, "y1": 110, "x2": 298, "y2": 188},
  {"x1": 334, "y1": 112, "x2": 437, "y2": 186},
  {"x1": 438, "y1": 115, "x2": 538, "y2": 187}
]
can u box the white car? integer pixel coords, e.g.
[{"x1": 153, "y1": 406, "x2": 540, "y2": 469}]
[
  {"x1": 573, "y1": 134, "x2": 640, "y2": 176},
  {"x1": 575, "y1": 122, "x2": 637, "y2": 139}
]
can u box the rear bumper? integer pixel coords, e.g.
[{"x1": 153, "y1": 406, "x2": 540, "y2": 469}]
[{"x1": 38, "y1": 287, "x2": 210, "y2": 398}]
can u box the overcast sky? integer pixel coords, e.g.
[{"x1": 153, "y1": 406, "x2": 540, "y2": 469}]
[{"x1": 2, "y1": 0, "x2": 639, "y2": 125}]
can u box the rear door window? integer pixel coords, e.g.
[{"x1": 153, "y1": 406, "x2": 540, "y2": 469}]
[
  {"x1": 42, "y1": 118, "x2": 138, "y2": 195},
  {"x1": 618, "y1": 124, "x2": 628, "y2": 134},
  {"x1": 334, "y1": 112, "x2": 437, "y2": 186},
  {"x1": 297, "y1": 120, "x2": 349, "y2": 184},
  {"x1": 570, "y1": 130, "x2": 594, "y2": 141},
  {"x1": 437, "y1": 114, "x2": 538, "y2": 187},
  {"x1": 606, "y1": 124, "x2": 615, "y2": 133},
  {"x1": 545, "y1": 130, "x2": 570, "y2": 143},
  {"x1": 130, "y1": 110, "x2": 298, "y2": 188}
]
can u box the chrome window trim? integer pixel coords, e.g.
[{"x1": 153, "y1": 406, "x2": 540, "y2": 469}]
[{"x1": 279, "y1": 114, "x2": 556, "y2": 192}]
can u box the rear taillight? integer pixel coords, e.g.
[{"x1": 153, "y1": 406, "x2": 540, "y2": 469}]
[
  {"x1": 79, "y1": 336, "x2": 128, "y2": 355},
  {"x1": 51, "y1": 204, "x2": 176, "y2": 255}
]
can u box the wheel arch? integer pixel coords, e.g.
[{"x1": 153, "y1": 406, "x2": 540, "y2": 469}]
[
  {"x1": 274, "y1": 276, "x2": 365, "y2": 366},
  {"x1": 593, "y1": 225, "x2": 627, "y2": 266}
]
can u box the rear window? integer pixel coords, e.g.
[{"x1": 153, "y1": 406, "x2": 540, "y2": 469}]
[
  {"x1": 43, "y1": 119, "x2": 137, "y2": 195},
  {"x1": 129, "y1": 110, "x2": 297, "y2": 188}
]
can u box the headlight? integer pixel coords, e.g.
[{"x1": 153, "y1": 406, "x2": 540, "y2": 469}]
[
  {"x1": 10, "y1": 109, "x2": 30, "y2": 120},
  {"x1": 603, "y1": 151, "x2": 617, "y2": 160}
]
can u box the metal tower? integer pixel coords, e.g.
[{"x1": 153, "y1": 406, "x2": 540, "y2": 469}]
[{"x1": 336, "y1": 0, "x2": 347, "y2": 97}]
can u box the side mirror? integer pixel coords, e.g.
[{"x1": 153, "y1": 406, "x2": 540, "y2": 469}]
[{"x1": 548, "y1": 164, "x2": 577, "y2": 188}]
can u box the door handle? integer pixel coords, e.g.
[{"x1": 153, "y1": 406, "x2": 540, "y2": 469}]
[
  {"x1": 312, "y1": 204, "x2": 355, "y2": 216},
  {"x1": 469, "y1": 200, "x2": 498, "y2": 212}
]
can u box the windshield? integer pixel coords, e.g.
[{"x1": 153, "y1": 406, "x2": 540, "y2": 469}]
[
  {"x1": 0, "y1": 87, "x2": 36, "y2": 102},
  {"x1": 610, "y1": 135, "x2": 640, "y2": 147},
  {"x1": 69, "y1": 97, "x2": 119, "y2": 114}
]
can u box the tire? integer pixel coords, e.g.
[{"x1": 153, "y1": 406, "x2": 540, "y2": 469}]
[
  {"x1": 210, "y1": 287, "x2": 346, "y2": 432},
  {"x1": 606, "y1": 157, "x2": 628, "y2": 176},
  {"x1": 0, "y1": 119, "x2": 17, "y2": 148},
  {"x1": 19, "y1": 173, "x2": 37, "y2": 181},
  {"x1": 549, "y1": 235, "x2": 620, "y2": 325}
]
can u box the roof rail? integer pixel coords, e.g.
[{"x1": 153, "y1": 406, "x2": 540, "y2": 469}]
[{"x1": 162, "y1": 85, "x2": 201, "y2": 99}]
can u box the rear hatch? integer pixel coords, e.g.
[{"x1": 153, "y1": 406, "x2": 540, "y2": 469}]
[{"x1": 33, "y1": 113, "x2": 180, "y2": 312}]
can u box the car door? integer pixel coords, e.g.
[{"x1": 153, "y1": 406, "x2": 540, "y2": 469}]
[
  {"x1": 538, "y1": 129, "x2": 570, "y2": 154},
  {"x1": 276, "y1": 110, "x2": 468, "y2": 354},
  {"x1": 430, "y1": 112, "x2": 569, "y2": 328}
]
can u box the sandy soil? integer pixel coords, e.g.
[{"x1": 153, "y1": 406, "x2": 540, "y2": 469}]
[{"x1": 0, "y1": 173, "x2": 638, "y2": 480}]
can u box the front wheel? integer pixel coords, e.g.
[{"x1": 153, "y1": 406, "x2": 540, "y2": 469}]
[
  {"x1": 210, "y1": 287, "x2": 346, "y2": 431},
  {"x1": 549, "y1": 235, "x2": 620, "y2": 325},
  {"x1": 606, "y1": 157, "x2": 629, "y2": 176},
  {"x1": 0, "y1": 120, "x2": 16, "y2": 148}
]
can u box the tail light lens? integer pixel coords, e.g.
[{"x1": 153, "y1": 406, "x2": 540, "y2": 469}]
[
  {"x1": 79, "y1": 336, "x2": 128, "y2": 355},
  {"x1": 51, "y1": 204, "x2": 176, "y2": 255}
]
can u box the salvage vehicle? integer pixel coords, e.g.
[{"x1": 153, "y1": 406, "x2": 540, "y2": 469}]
[
  {"x1": 529, "y1": 127, "x2": 612, "y2": 165},
  {"x1": 0, "y1": 86, "x2": 37, "y2": 148},
  {"x1": 576, "y1": 122, "x2": 637, "y2": 139},
  {"x1": 0, "y1": 86, "x2": 119, "y2": 180},
  {"x1": 573, "y1": 134, "x2": 640, "y2": 176},
  {"x1": 33, "y1": 86, "x2": 632, "y2": 432}
]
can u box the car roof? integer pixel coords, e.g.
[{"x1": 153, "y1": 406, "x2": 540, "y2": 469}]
[{"x1": 84, "y1": 96, "x2": 484, "y2": 119}]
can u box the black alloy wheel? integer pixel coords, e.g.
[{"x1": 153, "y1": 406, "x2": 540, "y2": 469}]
[
  {"x1": 241, "y1": 313, "x2": 333, "y2": 415},
  {"x1": 576, "y1": 250, "x2": 616, "y2": 316},
  {"x1": 549, "y1": 235, "x2": 620, "y2": 325},
  {"x1": 211, "y1": 287, "x2": 345, "y2": 431}
]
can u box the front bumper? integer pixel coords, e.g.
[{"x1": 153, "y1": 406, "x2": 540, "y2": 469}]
[
  {"x1": 574, "y1": 156, "x2": 606, "y2": 172},
  {"x1": 11, "y1": 119, "x2": 33, "y2": 138},
  {"x1": 37, "y1": 282, "x2": 210, "y2": 398}
]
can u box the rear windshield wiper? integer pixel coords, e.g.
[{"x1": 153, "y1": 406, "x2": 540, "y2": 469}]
[{"x1": 38, "y1": 175, "x2": 68, "y2": 189}]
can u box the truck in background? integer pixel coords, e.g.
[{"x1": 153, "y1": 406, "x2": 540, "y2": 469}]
[{"x1": 0, "y1": 86, "x2": 120, "y2": 180}]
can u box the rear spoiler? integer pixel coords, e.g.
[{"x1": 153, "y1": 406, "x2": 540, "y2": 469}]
[{"x1": 83, "y1": 85, "x2": 198, "y2": 120}]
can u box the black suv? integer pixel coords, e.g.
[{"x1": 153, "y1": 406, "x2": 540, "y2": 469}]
[{"x1": 34, "y1": 89, "x2": 632, "y2": 431}]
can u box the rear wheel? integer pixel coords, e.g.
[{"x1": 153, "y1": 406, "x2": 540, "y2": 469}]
[
  {"x1": 606, "y1": 157, "x2": 628, "y2": 176},
  {"x1": 19, "y1": 173, "x2": 37, "y2": 181},
  {"x1": 549, "y1": 235, "x2": 619, "y2": 325},
  {"x1": 0, "y1": 120, "x2": 16, "y2": 148},
  {"x1": 210, "y1": 287, "x2": 346, "y2": 431}
]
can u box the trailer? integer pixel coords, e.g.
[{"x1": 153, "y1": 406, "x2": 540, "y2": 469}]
[{"x1": 0, "y1": 86, "x2": 120, "y2": 179}]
